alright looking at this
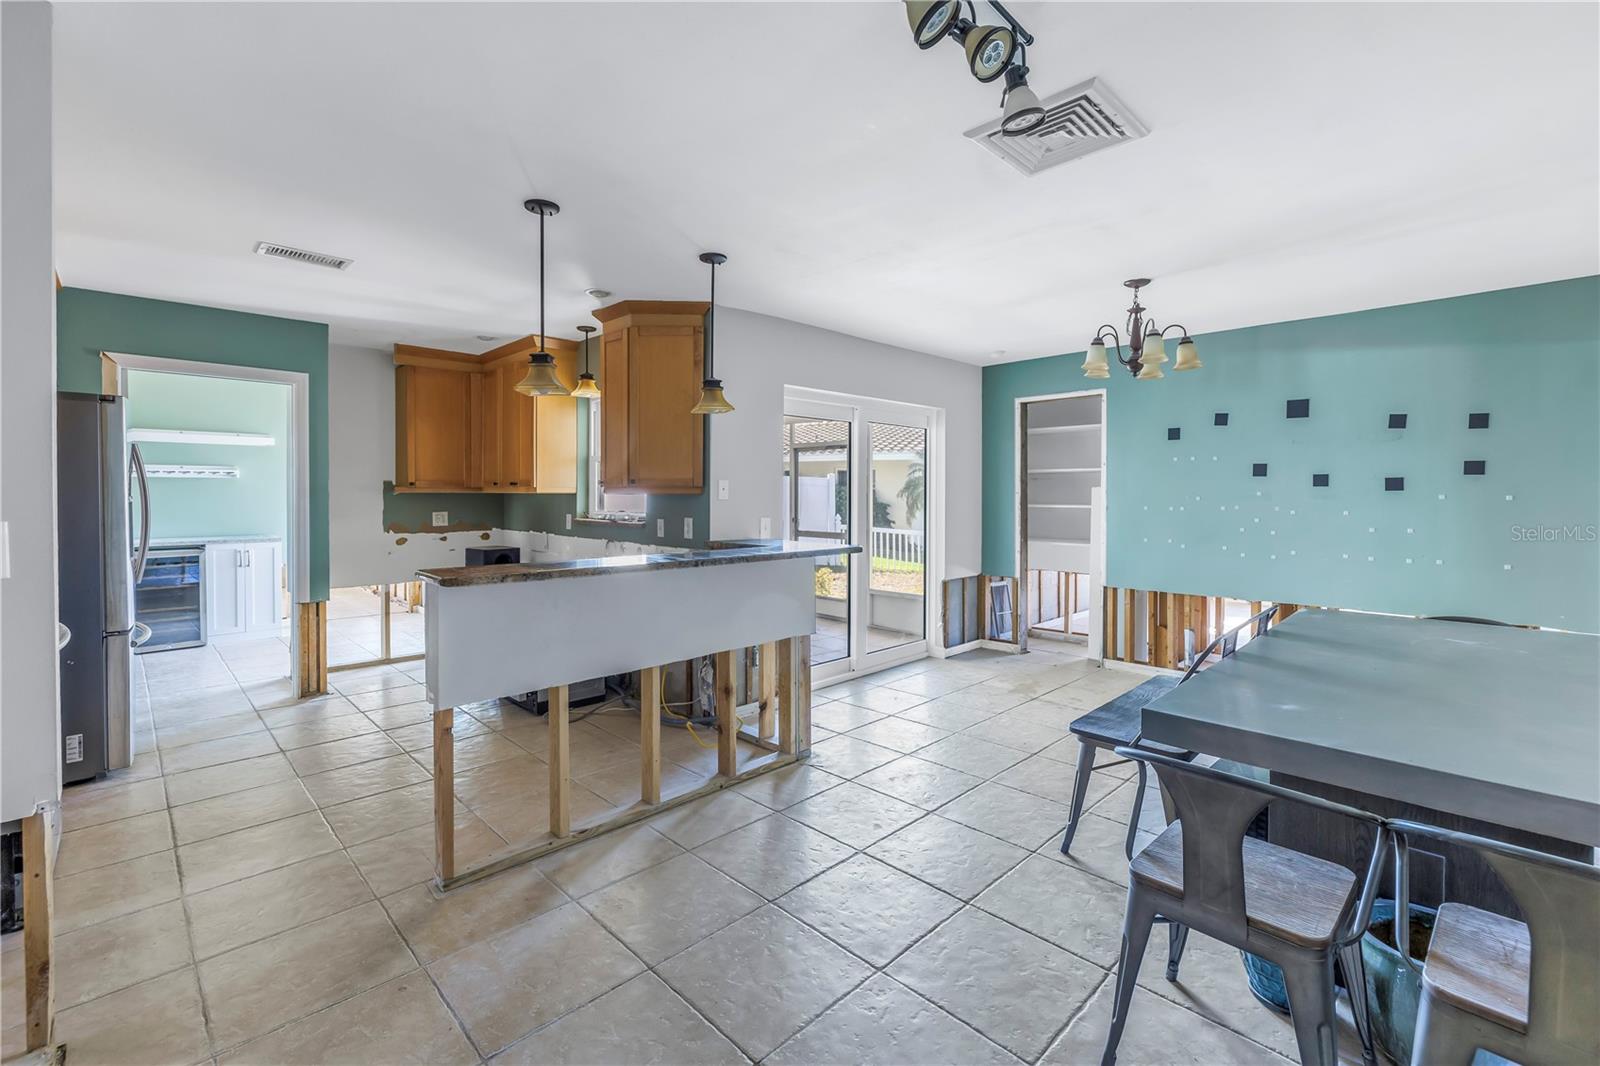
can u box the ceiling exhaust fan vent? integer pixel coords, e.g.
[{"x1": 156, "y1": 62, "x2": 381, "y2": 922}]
[
  {"x1": 965, "y1": 77, "x2": 1148, "y2": 177},
  {"x1": 253, "y1": 241, "x2": 353, "y2": 271}
]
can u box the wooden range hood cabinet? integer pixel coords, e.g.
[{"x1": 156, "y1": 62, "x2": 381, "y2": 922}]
[
  {"x1": 593, "y1": 300, "x2": 710, "y2": 495},
  {"x1": 393, "y1": 336, "x2": 579, "y2": 494}
]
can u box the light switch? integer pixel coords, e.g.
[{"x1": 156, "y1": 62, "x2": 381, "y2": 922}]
[
  {"x1": 683, "y1": 517, "x2": 693, "y2": 539},
  {"x1": 759, "y1": 517, "x2": 772, "y2": 538},
  {"x1": 431, "y1": 511, "x2": 448, "y2": 528},
  {"x1": 565, "y1": 513, "x2": 572, "y2": 530},
  {"x1": 717, "y1": 480, "x2": 730, "y2": 500},
  {"x1": 656, "y1": 519, "x2": 665, "y2": 537}
]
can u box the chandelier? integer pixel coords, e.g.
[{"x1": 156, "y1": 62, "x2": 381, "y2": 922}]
[{"x1": 1082, "y1": 278, "x2": 1201, "y2": 381}]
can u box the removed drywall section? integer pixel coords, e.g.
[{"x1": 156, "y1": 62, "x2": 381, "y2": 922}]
[
  {"x1": 982, "y1": 276, "x2": 1600, "y2": 631},
  {"x1": 57, "y1": 287, "x2": 331, "y2": 597}
]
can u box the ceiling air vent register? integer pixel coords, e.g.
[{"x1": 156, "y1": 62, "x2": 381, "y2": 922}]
[
  {"x1": 253, "y1": 241, "x2": 353, "y2": 271},
  {"x1": 965, "y1": 77, "x2": 1148, "y2": 176}
]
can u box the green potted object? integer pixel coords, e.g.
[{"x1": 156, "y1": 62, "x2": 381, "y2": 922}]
[{"x1": 1361, "y1": 898, "x2": 1437, "y2": 1064}]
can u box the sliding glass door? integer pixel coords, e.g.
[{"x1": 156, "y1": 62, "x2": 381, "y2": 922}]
[{"x1": 784, "y1": 391, "x2": 934, "y2": 680}]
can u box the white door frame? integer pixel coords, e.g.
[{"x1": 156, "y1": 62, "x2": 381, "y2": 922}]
[
  {"x1": 101, "y1": 351, "x2": 311, "y2": 688},
  {"x1": 786, "y1": 386, "x2": 943, "y2": 685},
  {"x1": 1014, "y1": 387, "x2": 1107, "y2": 664}
]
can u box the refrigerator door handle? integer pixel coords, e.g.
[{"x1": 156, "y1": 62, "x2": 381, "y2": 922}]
[{"x1": 131, "y1": 443, "x2": 151, "y2": 584}]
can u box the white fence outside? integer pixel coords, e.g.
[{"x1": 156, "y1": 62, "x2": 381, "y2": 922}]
[{"x1": 871, "y1": 527, "x2": 925, "y2": 565}]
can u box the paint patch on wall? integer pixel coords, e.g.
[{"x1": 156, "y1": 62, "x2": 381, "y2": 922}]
[
  {"x1": 1388, "y1": 413, "x2": 1408, "y2": 429},
  {"x1": 1464, "y1": 460, "x2": 1486, "y2": 475},
  {"x1": 1286, "y1": 399, "x2": 1310, "y2": 419},
  {"x1": 1385, "y1": 477, "x2": 1405, "y2": 491},
  {"x1": 1167, "y1": 427, "x2": 1181, "y2": 440},
  {"x1": 1468, "y1": 412, "x2": 1490, "y2": 429},
  {"x1": 1214, "y1": 413, "x2": 1229, "y2": 426},
  {"x1": 1313, "y1": 473, "x2": 1330, "y2": 487},
  {"x1": 1252, "y1": 463, "x2": 1268, "y2": 477}
]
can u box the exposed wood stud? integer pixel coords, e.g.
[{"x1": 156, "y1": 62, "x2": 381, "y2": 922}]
[
  {"x1": 794, "y1": 636, "x2": 813, "y2": 753},
  {"x1": 758, "y1": 642, "x2": 777, "y2": 740},
  {"x1": 640, "y1": 666, "x2": 662, "y2": 804},
  {"x1": 1123, "y1": 588, "x2": 1136, "y2": 663},
  {"x1": 432, "y1": 708, "x2": 455, "y2": 883},
  {"x1": 714, "y1": 649, "x2": 738, "y2": 777},
  {"x1": 23, "y1": 809, "x2": 54, "y2": 1052},
  {"x1": 548, "y1": 685, "x2": 571, "y2": 836},
  {"x1": 296, "y1": 600, "x2": 329, "y2": 697},
  {"x1": 1103, "y1": 585, "x2": 1117, "y2": 659},
  {"x1": 776, "y1": 636, "x2": 797, "y2": 754}
]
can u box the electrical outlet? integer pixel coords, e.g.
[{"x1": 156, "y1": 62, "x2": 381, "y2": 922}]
[
  {"x1": 759, "y1": 517, "x2": 772, "y2": 538},
  {"x1": 683, "y1": 517, "x2": 693, "y2": 539},
  {"x1": 565, "y1": 513, "x2": 572, "y2": 530},
  {"x1": 717, "y1": 479, "x2": 730, "y2": 500},
  {"x1": 656, "y1": 519, "x2": 665, "y2": 538},
  {"x1": 431, "y1": 511, "x2": 448, "y2": 528}
]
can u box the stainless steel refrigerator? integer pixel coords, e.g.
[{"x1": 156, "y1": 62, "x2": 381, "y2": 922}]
[{"x1": 56, "y1": 393, "x2": 151, "y2": 784}]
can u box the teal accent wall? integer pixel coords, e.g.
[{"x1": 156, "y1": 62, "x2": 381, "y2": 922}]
[
  {"x1": 58, "y1": 288, "x2": 331, "y2": 599},
  {"x1": 125, "y1": 369, "x2": 290, "y2": 542},
  {"x1": 983, "y1": 277, "x2": 1600, "y2": 632}
]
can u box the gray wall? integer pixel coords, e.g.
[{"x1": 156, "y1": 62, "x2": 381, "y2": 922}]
[{"x1": 2, "y1": 1, "x2": 62, "y2": 820}]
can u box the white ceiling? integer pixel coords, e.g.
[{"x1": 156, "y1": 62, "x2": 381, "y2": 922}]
[{"x1": 53, "y1": 2, "x2": 1600, "y2": 363}]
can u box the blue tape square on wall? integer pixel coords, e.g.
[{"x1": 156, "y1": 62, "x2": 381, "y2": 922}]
[
  {"x1": 1468, "y1": 412, "x2": 1490, "y2": 429},
  {"x1": 1464, "y1": 460, "x2": 1486, "y2": 475},
  {"x1": 1252, "y1": 463, "x2": 1268, "y2": 477},
  {"x1": 1313, "y1": 473, "x2": 1330, "y2": 487},
  {"x1": 1214, "y1": 413, "x2": 1229, "y2": 426},
  {"x1": 1388, "y1": 413, "x2": 1407, "y2": 429},
  {"x1": 1168, "y1": 427, "x2": 1181, "y2": 440},
  {"x1": 1385, "y1": 477, "x2": 1405, "y2": 491},
  {"x1": 1286, "y1": 399, "x2": 1310, "y2": 419}
]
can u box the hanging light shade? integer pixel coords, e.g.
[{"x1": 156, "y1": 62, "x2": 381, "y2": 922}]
[
  {"x1": 1141, "y1": 331, "x2": 1168, "y2": 365},
  {"x1": 570, "y1": 324, "x2": 601, "y2": 399},
  {"x1": 690, "y1": 251, "x2": 735, "y2": 415},
  {"x1": 1136, "y1": 359, "x2": 1165, "y2": 381},
  {"x1": 516, "y1": 197, "x2": 572, "y2": 398},
  {"x1": 1083, "y1": 339, "x2": 1109, "y2": 376},
  {"x1": 1173, "y1": 336, "x2": 1203, "y2": 371},
  {"x1": 961, "y1": 22, "x2": 1016, "y2": 82},
  {"x1": 904, "y1": 0, "x2": 959, "y2": 49}
]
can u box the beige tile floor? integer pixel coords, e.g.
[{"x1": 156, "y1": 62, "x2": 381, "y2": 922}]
[{"x1": 2, "y1": 641, "x2": 1377, "y2": 1065}]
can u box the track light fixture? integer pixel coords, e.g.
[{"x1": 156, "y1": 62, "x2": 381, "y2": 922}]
[
  {"x1": 902, "y1": 2, "x2": 1041, "y2": 136},
  {"x1": 905, "y1": 0, "x2": 960, "y2": 49},
  {"x1": 1000, "y1": 65, "x2": 1044, "y2": 135}
]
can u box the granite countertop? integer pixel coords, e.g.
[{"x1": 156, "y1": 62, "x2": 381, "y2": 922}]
[
  {"x1": 418, "y1": 539, "x2": 861, "y2": 587},
  {"x1": 150, "y1": 535, "x2": 280, "y2": 547}
]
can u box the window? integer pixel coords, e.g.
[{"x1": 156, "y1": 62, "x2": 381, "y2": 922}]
[{"x1": 586, "y1": 399, "x2": 647, "y2": 521}]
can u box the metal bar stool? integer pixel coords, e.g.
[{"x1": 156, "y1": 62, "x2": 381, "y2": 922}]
[
  {"x1": 1101, "y1": 747, "x2": 1385, "y2": 1066},
  {"x1": 1391, "y1": 820, "x2": 1600, "y2": 1065}
]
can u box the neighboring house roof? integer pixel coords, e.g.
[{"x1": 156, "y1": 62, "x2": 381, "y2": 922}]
[{"x1": 782, "y1": 420, "x2": 925, "y2": 460}]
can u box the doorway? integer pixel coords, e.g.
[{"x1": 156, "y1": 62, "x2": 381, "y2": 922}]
[
  {"x1": 1016, "y1": 389, "x2": 1107, "y2": 659},
  {"x1": 784, "y1": 389, "x2": 937, "y2": 682}
]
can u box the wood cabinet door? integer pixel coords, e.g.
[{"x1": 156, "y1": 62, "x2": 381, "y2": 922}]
[
  {"x1": 628, "y1": 324, "x2": 704, "y2": 492},
  {"x1": 397, "y1": 365, "x2": 477, "y2": 490},
  {"x1": 534, "y1": 348, "x2": 579, "y2": 493},
  {"x1": 599, "y1": 328, "x2": 631, "y2": 490},
  {"x1": 482, "y1": 363, "x2": 506, "y2": 489}
]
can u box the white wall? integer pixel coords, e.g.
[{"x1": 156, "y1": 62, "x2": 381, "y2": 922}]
[
  {"x1": 708, "y1": 307, "x2": 983, "y2": 578},
  {"x1": 327, "y1": 343, "x2": 477, "y2": 586},
  {"x1": 1, "y1": 0, "x2": 62, "y2": 821}
]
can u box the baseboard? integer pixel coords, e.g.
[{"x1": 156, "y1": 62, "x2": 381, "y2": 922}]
[{"x1": 1103, "y1": 658, "x2": 1181, "y2": 677}]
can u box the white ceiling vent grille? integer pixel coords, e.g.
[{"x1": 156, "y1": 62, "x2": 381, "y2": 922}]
[
  {"x1": 253, "y1": 241, "x2": 353, "y2": 271},
  {"x1": 965, "y1": 77, "x2": 1148, "y2": 177}
]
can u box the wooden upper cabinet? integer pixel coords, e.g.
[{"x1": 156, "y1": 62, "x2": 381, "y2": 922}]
[
  {"x1": 594, "y1": 301, "x2": 709, "y2": 494},
  {"x1": 394, "y1": 339, "x2": 577, "y2": 494}
]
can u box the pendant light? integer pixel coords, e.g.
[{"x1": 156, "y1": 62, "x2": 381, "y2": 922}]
[
  {"x1": 515, "y1": 198, "x2": 572, "y2": 397},
  {"x1": 571, "y1": 324, "x2": 601, "y2": 399},
  {"x1": 689, "y1": 252, "x2": 735, "y2": 415},
  {"x1": 1083, "y1": 278, "x2": 1201, "y2": 382}
]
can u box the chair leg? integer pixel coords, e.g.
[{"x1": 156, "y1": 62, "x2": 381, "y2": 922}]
[
  {"x1": 1060, "y1": 739, "x2": 1099, "y2": 855},
  {"x1": 1336, "y1": 942, "x2": 1376, "y2": 1066},
  {"x1": 1409, "y1": 989, "x2": 1492, "y2": 1066},
  {"x1": 1278, "y1": 952, "x2": 1339, "y2": 1066},
  {"x1": 1123, "y1": 762, "x2": 1149, "y2": 860},
  {"x1": 1165, "y1": 922, "x2": 1189, "y2": 982},
  {"x1": 1100, "y1": 887, "x2": 1158, "y2": 1066}
]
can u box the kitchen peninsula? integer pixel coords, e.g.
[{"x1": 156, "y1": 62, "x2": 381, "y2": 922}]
[{"x1": 418, "y1": 540, "x2": 859, "y2": 890}]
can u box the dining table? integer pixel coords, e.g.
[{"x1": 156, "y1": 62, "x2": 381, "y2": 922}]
[{"x1": 1140, "y1": 608, "x2": 1600, "y2": 914}]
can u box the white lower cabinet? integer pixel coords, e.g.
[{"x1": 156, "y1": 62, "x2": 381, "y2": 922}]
[{"x1": 205, "y1": 540, "x2": 283, "y2": 637}]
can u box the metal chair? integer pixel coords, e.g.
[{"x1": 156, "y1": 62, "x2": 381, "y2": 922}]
[
  {"x1": 1060, "y1": 604, "x2": 1278, "y2": 854},
  {"x1": 1102, "y1": 747, "x2": 1385, "y2": 1066},
  {"x1": 1391, "y1": 820, "x2": 1600, "y2": 1066}
]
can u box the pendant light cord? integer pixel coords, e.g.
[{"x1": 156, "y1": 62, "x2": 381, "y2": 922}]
[
  {"x1": 706, "y1": 259, "x2": 716, "y2": 380},
  {"x1": 538, "y1": 209, "x2": 546, "y2": 357}
]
